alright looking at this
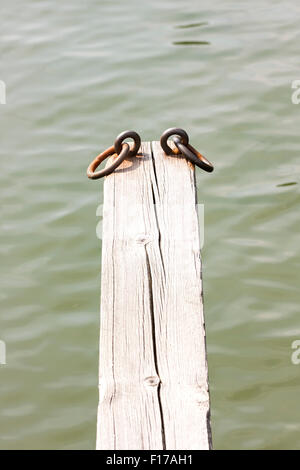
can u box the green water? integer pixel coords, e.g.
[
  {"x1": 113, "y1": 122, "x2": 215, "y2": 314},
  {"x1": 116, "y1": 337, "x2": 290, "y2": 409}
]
[{"x1": 1, "y1": 0, "x2": 300, "y2": 450}]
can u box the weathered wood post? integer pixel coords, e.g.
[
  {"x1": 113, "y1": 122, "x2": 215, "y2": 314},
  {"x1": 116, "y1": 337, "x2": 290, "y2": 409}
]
[{"x1": 96, "y1": 139, "x2": 212, "y2": 450}]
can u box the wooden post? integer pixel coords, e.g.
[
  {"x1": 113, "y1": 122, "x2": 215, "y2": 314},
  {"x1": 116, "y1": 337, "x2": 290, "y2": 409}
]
[{"x1": 96, "y1": 141, "x2": 212, "y2": 450}]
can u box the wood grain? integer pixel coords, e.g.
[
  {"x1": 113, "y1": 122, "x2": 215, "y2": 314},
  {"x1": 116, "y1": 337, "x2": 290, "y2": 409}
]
[{"x1": 96, "y1": 141, "x2": 211, "y2": 450}]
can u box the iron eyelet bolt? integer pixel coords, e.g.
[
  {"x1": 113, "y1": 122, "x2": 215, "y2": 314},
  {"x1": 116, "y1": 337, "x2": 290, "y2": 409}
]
[
  {"x1": 160, "y1": 127, "x2": 214, "y2": 173},
  {"x1": 114, "y1": 130, "x2": 141, "y2": 158},
  {"x1": 87, "y1": 130, "x2": 141, "y2": 179}
]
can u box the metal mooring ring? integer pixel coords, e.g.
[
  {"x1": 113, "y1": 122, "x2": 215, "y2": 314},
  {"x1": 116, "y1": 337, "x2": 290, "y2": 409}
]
[
  {"x1": 114, "y1": 130, "x2": 141, "y2": 157},
  {"x1": 173, "y1": 137, "x2": 214, "y2": 173},
  {"x1": 160, "y1": 127, "x2": 189, "y2": 155},
  {"x1": 87, "y1": 143, "x2": 130, "y2": 179}
]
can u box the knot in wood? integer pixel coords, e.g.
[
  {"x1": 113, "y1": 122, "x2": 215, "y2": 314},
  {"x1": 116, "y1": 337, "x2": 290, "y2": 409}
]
[
  {"x1": 135, "y1": 233, "x2": 152, "y2": 245},
  {"x1": 144, "y1": 376, "x2": 160, "y2": 387}
]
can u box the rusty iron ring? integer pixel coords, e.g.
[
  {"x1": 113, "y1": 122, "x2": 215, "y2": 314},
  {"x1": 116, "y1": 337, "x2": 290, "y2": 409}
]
[
  {"x1": 114, "y1": 130, "x2": 141, "y2": 157},
  {"x1": 87, "y1": 143, "x2": 130, "y2": 179},
  {"x1": 173, "y1": 136, "x2": 214, "y2": 173},
  {"x1": 160, "y1": 127, "x2": 189, "y2": 155}
]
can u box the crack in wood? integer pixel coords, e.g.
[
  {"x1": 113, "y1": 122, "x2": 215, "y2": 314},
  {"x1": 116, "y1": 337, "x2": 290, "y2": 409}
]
[{"x1": 145, "y1": 246, "x2": 166, "y2": 449}]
